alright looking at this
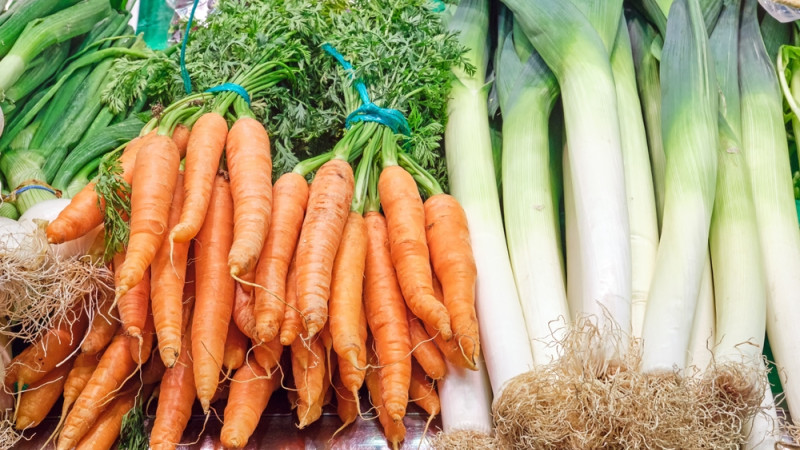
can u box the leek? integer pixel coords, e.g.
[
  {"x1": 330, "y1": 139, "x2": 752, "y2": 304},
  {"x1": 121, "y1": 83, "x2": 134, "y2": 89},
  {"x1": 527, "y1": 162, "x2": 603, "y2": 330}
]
[
  {"x1": 741, "y1": 0, "x2": 800, "y2": 418},
  {"x1": 0, "y1": 0, "x2": 79, "y2": 58},
  {"x1": 640, "y1": 0, "x2": 718, "y2": 372}
]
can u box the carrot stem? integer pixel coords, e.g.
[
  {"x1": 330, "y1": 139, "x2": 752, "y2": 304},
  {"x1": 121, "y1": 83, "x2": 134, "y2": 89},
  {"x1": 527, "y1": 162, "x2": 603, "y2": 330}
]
[
  {"x1": 351, "y1": 135, "x2": 380, "y2": 215},
  {"x1": 398, "y1": 152, "x2": 443, "y2": 197}
]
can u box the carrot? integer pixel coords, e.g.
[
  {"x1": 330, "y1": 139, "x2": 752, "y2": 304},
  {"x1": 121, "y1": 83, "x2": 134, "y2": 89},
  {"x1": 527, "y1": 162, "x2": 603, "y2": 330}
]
[
  {"x1": 254, "y1": 172, "x2": 308, "y2": 343},
  {"x1": 57, "y1": 334, "x2": 137, "y2": 450},
  {"x1": 151, "y1": 172, "x2": 189, "y2": 368},
  {"x1": 407, "y1": 309, "x2": 446, "y2": 380},
  {"x1": 424, "y1": 193, "x2": 479, "y2": 366},
  {"x1": 364, "y1": 211, "x2": 412, "y2": 423},
  {"x1": 75, "y1": 385, "x2": 151, "y2": 450},
  {"x1": 115, "y1": 254, "x2": 150, "y2": 338},
  {"x1": 191, "y1": 174, "x2": 235, "y2": 412},
  {"x1": 46, "y1": 133, "x2": 153, "y2": 244},
  {"x1": 409, "y1": 362, "x2": 440, "y2": 417},
  {"x1": 130, "y1": 306, "x2": 155, "y2": 365},
  {"x1": 223, "y1": 317, "x2": 248, "y2": 374},
  {"x1": 63, "y1": 352, "x2": 102, "y2": 415},
  {"x1": 141, "y1": 354, "x2": 166, "y2": 385},
  {"x1": 279, "y1": 256, "x2": 302, "y2": 346},
  {"x1": 338, "y1": 303, "x2": 367, "y2": 398},
  {"x1": 171, "y1": 124, "x2": 190, "y2": 158},
  {"x1": 150, "y1": 326, "x2": 195, "y2": 450},
  {"x1": 226, "y1": 117, "x2": 273, "y2": 278},
  {"x1": 169, "y1": 112, "x2": 228, "y2": 244},
  {"x1": 291, "y1": 334, "x2": 326, "y2": 429},
  {"x1": 295, "y1": 158, "x2": 355, "y2": 338},
  {"x1": 426, "y1": 276, "x2": 474, "y2": 369},
  {"x1": 365, "y1": 352, "x2": 406, "y2": 449},
  {"x1": 330, "y1": 211, "x2": 368, "y2": 368},
  {"x1": 334, "y1": 373, "x2": 358, "y2": 429},
  {"x1": 81, "y1": 291, "x2": 118, "y2": 355},
  {"x1": 378, "y1": 165, "x2": 451, "y2": 340},
  {"x1": 15, "y1": 359, "x2": 73, "y2": 430},
  {"x1": 220, "y1": 361, "x2": 279, "y2": 449},
  {"x1": 251, "y1": 337, "x2": 283, "y2": 373},
  {"x1": 233, "y1": 283, "x2": 256, "y2": 339}
]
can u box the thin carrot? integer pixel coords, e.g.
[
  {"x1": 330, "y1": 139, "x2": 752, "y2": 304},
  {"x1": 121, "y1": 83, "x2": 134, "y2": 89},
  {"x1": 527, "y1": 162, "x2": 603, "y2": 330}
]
[
  {"x1": 338, "y1": 303, "x2": 367, "y2": 399},
  {"x1": 15, "y1": 359, "x2": 73, "y2": 430},
  {"x1": 295, "y1": 158, "x2": 355, "y2": 338},
  {"x1": 63, "y1": 352, "x2": 102, "y2": 415},
  {"x1": 291, "y1": 334, "x2": 326, "y2": 429},
  {"x1": 223, "y1": 317, "x2": 248, "y2": 374},
  {"x1": 364, "y1": 211, "x2": 412, "y2": 423},
  {"x1": 74, "y1": 385, "x2": 150, "y2": 450},
  {"x1": 141, "y1": 354, "x2": 166, "y2": 385},
  {"x1": 226, "y1": 117, "x2": 273, "y2": 278},
  {"x1": 115, "y1": 253, "x2": 150, "y2": 338},
  {"x1": 424, "y1": 193, "x2": 479, "y2": 366},
  {"x1": 81, "y1": 291, "x2": 118, "y2": 355},
  {"x1": 330, "y1": 212, "x2": 368, "y2": 368},
  {"x1": 46, "y1": 133, "x2": 153, "y2": 244},
  {"x1": 278, "y1": 257, "x2": 302, "y2": 346},
  {"x1": 378, "y1": 165, "x2": 451, "y2": 340},
  {"x1": 365, "y1": 350, "x2": 406, "y2": 449},
  {"x1": 238, "y1": 270, "x2": 256, "y2": 294},
  {"x1": 409, "y1": 362, "x2": 440, "y2": 417},
  {"x1": 334, "y1": 373, "x2": 357, "y2": 429},
  {"x1": 115, "y1": 134, "x2": 181, "y2": 298},
  {"x1": 171, "y1": 124, "x2": 191, "y2": 157},
  {"x1": 233, "y1": 283, "x2": 256, "y2": 339},
  {"x1": 251, "y1": 338, "x2": 283, "y2": 373},
  {"x1": 191, "y1": 174, "x2": 235, "y2": 412},
  {"x1": 426, "y1": 276, "x2": 474, "y2": 369},
  {"x1": 169, "y1": 112, "x2": 228, "y2": 244},
  {"x1": 407, "y1": 309, "x2": 446, "y2": 380},
  {"x1": 130, "y1": 306, "x2": 155, "y2": 365},
  {"x1": 57, "y1": 334, "x2": 137, "y2": 450},
  {"x1": 254, "y1": 172, "x2": 308, "y2": 343},
  {"x1": 151, "y1": 172, "x2": 189, "y2": 368},
  {"x1": 150, "y1": 325, "x2": 195, "y2": 450},
  {"x1": 220, "y1": 361, "x2": 279, "y2": 449}
]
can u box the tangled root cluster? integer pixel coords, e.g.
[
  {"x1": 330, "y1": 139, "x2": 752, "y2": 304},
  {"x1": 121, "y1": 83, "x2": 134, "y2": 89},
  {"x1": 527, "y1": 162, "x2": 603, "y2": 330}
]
[
  {"x1": 0, "y1": 226, "x2": 113, "y2": 343},
  {"x1": 493, "y1": 319, "x2": 766, "y2": 449},
  {"x1": 0, "y1": 411, "x2": 21, "y2": 450},
  {"x1": 430, "y1": 429, "x2": 497, "y2": 449}
]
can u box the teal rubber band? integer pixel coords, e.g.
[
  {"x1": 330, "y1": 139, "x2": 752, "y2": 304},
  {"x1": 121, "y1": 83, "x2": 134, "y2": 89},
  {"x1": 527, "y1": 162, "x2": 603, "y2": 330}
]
[
  {"x1": 430, "y1": 0, "x2": 446, "y2": 12},
  {"x1": 205, "y1": 83, "x2": 251, "y2": 106},
  {"x1": 179, "y1": 0, "x2": 202, "y2": 94}
]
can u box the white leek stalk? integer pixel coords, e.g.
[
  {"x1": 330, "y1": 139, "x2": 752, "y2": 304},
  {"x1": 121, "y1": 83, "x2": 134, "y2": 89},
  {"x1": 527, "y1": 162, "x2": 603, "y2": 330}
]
[
  {"x1": 686, "y1": 259, "x2": 715, "y2": 369},
  {"x1": 439, "y1": 359, "x2": 493, "y2": 433},
  {"x1": 640, "y1": 0, "x2": 718, "y2": 372}
]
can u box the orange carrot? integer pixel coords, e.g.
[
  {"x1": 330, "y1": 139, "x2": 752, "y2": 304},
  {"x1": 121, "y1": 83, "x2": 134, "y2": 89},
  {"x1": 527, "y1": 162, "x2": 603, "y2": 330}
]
[
  {"x1": 220, "y1": 361, "x2": 279, "y2": 449},
  {"x1": 424, "y1": 193, "x2": 479, "y2": 366},
  {"x1": 295, "y1": 158, "x2": 355, "y2": 338},
  {"x1": 115, "y1": 256, "x2": 150, "y2": 338},
  {"x1": 141, "y1": 354, "x2": 166, "y2": 385},
  {"x1": 365, "y1": 352, "x2": 406, "y2": 448},
  {"x1": 74, "y1": 385, "x2": 144, "y2": 450},
  {"x1": 223, "y1": 317, "x2": 248, "y2": 374},
  {"x1": 150, "y1": 326, "x2": 195, "y2": 450},
  {"x1": 169, "y1": 112, "x2": 228, "y2": 244},
  {"x1": 334, "y1": 373, "x2": 357, "y2": 429},
  {"x1": 378, "y1": 165, "x2": 451, "y2": 340},
  {"x1": 171, "y1": 124, "x2": 190, "y2": 158},
  {"x1": 57, "y1": 334, "x2": 137, "y2": 450},
  {"x1": 233, "y1": 283, "x2": 256, "y2": 339},
  {"x1": 115, "y1": 134, "x2": 181, "y2": 298},
  {"x1": 408, "y1": 309, "x2": 446, "y2": 380},
  {"x1": 151, "y1": 172, "x2": 189, "y2": 368},
  {"x1": 278, "y1": 257, "x2": 302, "y2": 346},
  {"x1": 291, "y1": 334, "x2": 326, "y2": 429},
  {"x1": 226, "y1": 117, "x2": 273, "y2": 278},
  {"x1": 191, "y1": 174, "x2": 235, "y2": 412},
  {"x1": 254, "y1": 172, "x2": 308, "y2": 343},
  {"x1": 81, "y1": 292, "x2": 118, "y2": 355},
  {"x1": 130, "y1": 306, "x2": 154, "y2": 365},
  {"x1": 63, "y1": 352, "x2": 102, "y2": 415},
  {"x1": 409, "y1": 362, "x2": 440, "y2": 417},
  {"x1": 426, "y1": 276, "x2": 474, "y2": 369},
  {"x1": 330, "y1": 212, "x2": 368, "y2": 368},
  {"x1": 251, "y1": 338, "x2": 283, "y2": 373},
  {"x1": 338, "y1": 303, "x2": 367, "y2": 398},
  {"x1": 364, "y1": 211, "x2": 412, "y2": 423},
  {"x1": 15, "y1": 359, "x2": 73, "y2": 430},
  {"x1": 46, "y1": 133, "x2": 153, "y2": 244}
]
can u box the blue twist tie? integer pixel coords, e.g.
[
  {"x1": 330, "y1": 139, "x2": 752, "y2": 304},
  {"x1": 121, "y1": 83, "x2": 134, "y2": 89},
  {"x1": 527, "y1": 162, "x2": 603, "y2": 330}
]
[
  {"x1": 14, "y1": 185, "x2": 57, "y2": 196},
  {"x1": 321, "y1": 44, "x2": 411, "y2": 136},
  {"x1": 430, "y1": 0, "x2": 446, "y2": 12},
  {"x1": 179, "y1": 0, "x2": 202, "y2": 94},
  {"x1": 205, "y1": 83, "x2": 251, "y2": 106}
]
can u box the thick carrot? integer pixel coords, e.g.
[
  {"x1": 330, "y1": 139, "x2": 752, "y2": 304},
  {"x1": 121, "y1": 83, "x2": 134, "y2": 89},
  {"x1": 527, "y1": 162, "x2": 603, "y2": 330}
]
[
  {"x1": 220, "y1": 361, "x2": 279, "y2": 449},
  {"x1": 57, "y1": 334, "x2": 137, "y2": 450},
  {"x1": 15, "y1": 359, "x2": 73, "y2": 430},
  {"x1": 116, "y1": 258, "x2": 150, "y2": 338},
  {"x1": 330, "y1": 211, "x2": 368, "y2": 368},
  {"x1": 191, "y1": 174, "x2": 235, "y2": 412},
  {"x1": 81, "y1": 292, "x2": 118, "y2": 355},
  {"x1": 409, "y1": 362, "x2": 440, "y2": 417},
  {"x1": 223, "y1": 317, "x2": 248, "y2": 374},
  {"x1": 424, "y1": 193, "x2": 479, "y2": 365},
  {"x1": 115, "y1": 134, "x2": 181, "y2": 298},
  {"x1": 338, "y1": 303, "x2": 368, "y2": 397},
  {"x1": 171, "y1": 124, "x2": 190, "y2": 158},
  {"x1": 295, "y1": 158, "x2": 355, "y2": 338},
  {"x1": 46, "y1": 133, "x2": 153, "y2": 244},
  {"x1": 151, "y1": 172, "x2": 189, "y2": 368},
  {"x1": 169, "y1": 112, "x2": 228, "y2": 244},
  {"x1": 334, "y1": 373, "x2": 357, "y2": 429},
  {"x1": 233, "y1": 283, "x2": 256, "y2": 339},
  {"x1": 279, "y1": 257, "x2": 302, "y2": 346},
  {"x1": 364, "y1": 211, "x2": 412, "y2": 422},
  {"x1": 378, "y1": 166, "x2": 451, "y2": 340},
  {"x1": 150, "y1": 326, "x2": 195, "y2": 450},
  {"x1": 74, "y1": 385, "x2": 150, "y2": 450},
  {"x1": 365, "y1": 353, "x2": 406, "y2": 449},
  {"x1": 254, "y1": 172, "x2": 308, "y2": 343},
  {"x1": 291, "y1": 334, "x2": 326, "y2": 429},
  {"x1": 251, "y1": 337, "x2": 283, "y2": 373},
  {"x1": 407, "y1": 309, "x2": 446, "y2": 380},
  {"x1": 130, "y1": 306, "x2": 154, "y2": 365},
  {"x1": 426, "y1": 276, "x2": 474, "y2": 370},
  {"x1": 226, "y1": 117, "x2": 273, "y2": 278}
]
